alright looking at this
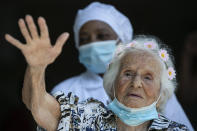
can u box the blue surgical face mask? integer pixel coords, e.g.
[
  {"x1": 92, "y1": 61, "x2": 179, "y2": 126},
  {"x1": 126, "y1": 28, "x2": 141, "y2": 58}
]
[
  {"x1": 107, "y1": 89, "x2": 160, "y2": 126},
  {"x1": 78, "y1": 40, "x2": 117, "y2": 74}
]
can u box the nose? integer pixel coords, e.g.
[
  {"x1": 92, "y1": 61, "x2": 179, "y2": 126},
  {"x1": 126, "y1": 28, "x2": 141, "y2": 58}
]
[
  {"x1": 89, "y1": 34, "x2": 98, "y2": 43},
  {"x1": 133, "y1": 75, "x2": 142, "y2": 88}
]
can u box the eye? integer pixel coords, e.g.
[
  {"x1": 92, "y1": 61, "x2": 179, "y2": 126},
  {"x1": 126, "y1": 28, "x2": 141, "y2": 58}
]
[
  {"x1": 144, "y1": 75, "x2": 153, "y2": 81},
  {"x1": 79, "y1": 37, "x2": 89, "y2": 45},
  {"x1": 124, "y1": 71, "x2": 134, "y2": 78},
  {"x1": 97, "y1": 33, "x2": 110, "y2": 40}
]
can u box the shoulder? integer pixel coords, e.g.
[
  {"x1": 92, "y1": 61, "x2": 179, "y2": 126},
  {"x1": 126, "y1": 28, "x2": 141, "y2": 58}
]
[
  {"x1": 53, "y1": 92, "x2": 116, "y2": 130},
  {"x1": 78, "y1": 98, "x2": 112, "y2": 116},
  {"x1": 52, "y1": 91, "x2": 110, "y2": 116},
  {"x1": 150, "y1": 114, "x2": 189, "y2": 130},
  {"x1": 77, "y1": 98, "x2": 116, "y2": 130}
]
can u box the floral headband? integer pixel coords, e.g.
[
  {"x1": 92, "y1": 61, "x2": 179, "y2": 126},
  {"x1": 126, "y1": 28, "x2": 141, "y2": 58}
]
[{"x1": 117, "y1": 41, "x2": 176, "y2": 80}]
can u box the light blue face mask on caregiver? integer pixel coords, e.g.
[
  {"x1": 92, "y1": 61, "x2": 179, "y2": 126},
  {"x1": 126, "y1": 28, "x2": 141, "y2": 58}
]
[
  {"x1": 107, "y1": 94, "x2": 160, "y2": 126},
  {"x1": 78, "y1": 40, "x2": 117, "y2": 74}
]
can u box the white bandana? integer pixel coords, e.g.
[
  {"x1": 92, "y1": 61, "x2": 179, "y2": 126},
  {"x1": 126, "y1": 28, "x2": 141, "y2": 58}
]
[{"x1": 73, "y1": 2, "x2": 133, "y2": 48}]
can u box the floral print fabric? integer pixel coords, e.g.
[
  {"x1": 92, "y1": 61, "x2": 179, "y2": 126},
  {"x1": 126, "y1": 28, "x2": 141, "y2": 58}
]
[{"x1": 37, "y1": 91, "x2": 189, "y2": 131}]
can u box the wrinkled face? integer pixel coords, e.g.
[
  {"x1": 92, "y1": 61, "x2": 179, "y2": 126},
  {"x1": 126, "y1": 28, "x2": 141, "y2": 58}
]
[
  {"x1": 79, "y1": 20, "x2": 118, "y2": 46},
  {"x1": 115, "y1": 51, "x2": 161, "y2": 108}
]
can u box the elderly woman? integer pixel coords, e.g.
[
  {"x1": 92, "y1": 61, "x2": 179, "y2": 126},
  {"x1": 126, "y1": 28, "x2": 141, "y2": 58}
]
[
  {"x1": 51, "y1": 2, "x2": 193, "y2": 129},
  {"x1": 5, "y1": 15, "x2": 188, "y2": 130}
]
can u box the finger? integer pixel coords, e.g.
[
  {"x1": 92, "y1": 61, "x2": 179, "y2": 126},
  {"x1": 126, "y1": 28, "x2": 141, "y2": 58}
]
[
  {"x1": 18, "y1": 19, "x2": 31, "y2": 43},
  {"x1": 25, "y1": 15, "x2": 39, "y2": 39},
  {"x1": 38, "y1": 17, "x2": 49, "y2": 39},
  {"x1": 5, "y1": 34, "x2": 24, "y2": 50},
  {"x1": 54, "y1": 33, "x2": 69, "y2": 51}
]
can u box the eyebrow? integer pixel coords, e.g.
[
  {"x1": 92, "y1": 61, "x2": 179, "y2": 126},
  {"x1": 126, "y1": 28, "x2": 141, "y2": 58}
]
[{"x1": 121, "y1": 65, "x2": 157, "y2": 76}]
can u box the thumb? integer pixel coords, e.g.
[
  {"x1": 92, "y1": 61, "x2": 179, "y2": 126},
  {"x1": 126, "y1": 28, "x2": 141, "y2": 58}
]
[{"x1": 54, "y1": 32, "x2": 69, "y2": 51}]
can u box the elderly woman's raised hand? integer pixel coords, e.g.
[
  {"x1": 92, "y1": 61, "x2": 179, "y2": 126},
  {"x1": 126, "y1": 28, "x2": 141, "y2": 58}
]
[
  {"x1": 4, "y1": 15, "x2": 69, "y2": 130},
  {"x1": 5, "y1": 15, "x2": 69, "y2": 68}
]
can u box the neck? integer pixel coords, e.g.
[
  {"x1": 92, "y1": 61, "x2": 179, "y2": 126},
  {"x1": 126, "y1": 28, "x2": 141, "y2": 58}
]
[{"x1": 116, "y1": 118, "x2": 150, "y2": 131}]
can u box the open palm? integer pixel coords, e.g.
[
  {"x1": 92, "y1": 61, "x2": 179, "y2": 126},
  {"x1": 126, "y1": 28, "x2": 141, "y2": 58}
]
[{"x1": 5, "y1": 15, "x2": 69, "y2": 68}]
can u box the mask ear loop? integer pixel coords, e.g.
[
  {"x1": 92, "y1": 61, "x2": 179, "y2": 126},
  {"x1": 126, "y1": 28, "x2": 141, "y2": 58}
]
[
  {"x1": 112, "y1": 83, "x2": 116, "y2": 100},
  {"x1": 112, "y1": 83, "x2": 120, "y2": 102},
  {"x1": 156, "y1": 94, "x2": 161, "y2": 103},
  {"x1": 112, "y1": 82, "x2": 120, "y2": 101},
  {"x1": 155, "y1": 88, "x2": 162, "y2": 105},
  {"x1": 108, "y1": 84, "x2": 116, "y2": 103},
  {"x1": 116, "y1": 38, "x2": 121, "y2": 45}
]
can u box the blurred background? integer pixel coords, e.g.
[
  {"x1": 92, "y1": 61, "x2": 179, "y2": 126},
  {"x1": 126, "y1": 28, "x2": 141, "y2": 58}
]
[{"x1": 0, "y1": 0, "x2": 197, "y2": 130}]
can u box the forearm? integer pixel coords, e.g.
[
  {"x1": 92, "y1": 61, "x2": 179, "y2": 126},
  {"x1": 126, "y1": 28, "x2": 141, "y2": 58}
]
[
  {"x1": 22, "y1": 66, "x2": 46, "y2": 110},
  {"x1": 22, "y1": 66, "x2": 60, "y2": 131}
]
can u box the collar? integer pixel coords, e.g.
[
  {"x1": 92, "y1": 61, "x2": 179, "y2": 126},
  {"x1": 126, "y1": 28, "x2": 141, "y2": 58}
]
[
  {"x1": 148, "y1": 113, "x2": 170, "y2": 130},
  {"x1": 106, "y1": 110, "x2": 170, "y2": 130}
]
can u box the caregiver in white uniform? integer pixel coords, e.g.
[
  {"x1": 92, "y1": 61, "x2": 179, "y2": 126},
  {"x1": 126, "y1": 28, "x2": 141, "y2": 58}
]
[{"x1": 51, "y1": 2, "x2": 194, "y2": 130}]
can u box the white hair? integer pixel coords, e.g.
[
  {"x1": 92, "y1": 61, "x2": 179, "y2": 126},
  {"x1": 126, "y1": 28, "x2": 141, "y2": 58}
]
[{"x1": 103, "y1": 35, "x2": 177, "y2": 112}]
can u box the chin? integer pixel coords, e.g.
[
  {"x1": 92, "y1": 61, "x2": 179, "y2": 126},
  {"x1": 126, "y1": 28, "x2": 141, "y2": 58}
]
[
  {"x1": 123, "y1": 98, "x2": 144, "y2": 108},
  {"x1": 124, "y1": 102, "x2": 141, "y2": 108}
]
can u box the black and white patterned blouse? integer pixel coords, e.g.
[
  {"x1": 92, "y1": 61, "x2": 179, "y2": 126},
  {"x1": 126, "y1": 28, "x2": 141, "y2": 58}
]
[{"x1": 37, "y1": 91, "x2": 189, "y2": 131}]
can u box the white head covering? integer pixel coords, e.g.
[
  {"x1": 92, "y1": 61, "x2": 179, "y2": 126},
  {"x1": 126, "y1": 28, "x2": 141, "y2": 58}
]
[{"x1": 73, "y1": 2, "x2": 133, "y2": 48}]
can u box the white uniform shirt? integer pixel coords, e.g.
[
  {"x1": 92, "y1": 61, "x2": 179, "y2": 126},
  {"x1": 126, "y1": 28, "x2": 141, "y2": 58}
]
[
  {"x1": 51, "y1": 71, "x2": 194, "y2": 131},
  {"x1": 164, "y1": 94, "x2": 194, "y2": 130},
  {"x1": 51, "y1": 71, "x2": 110, "y2": 105}
]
